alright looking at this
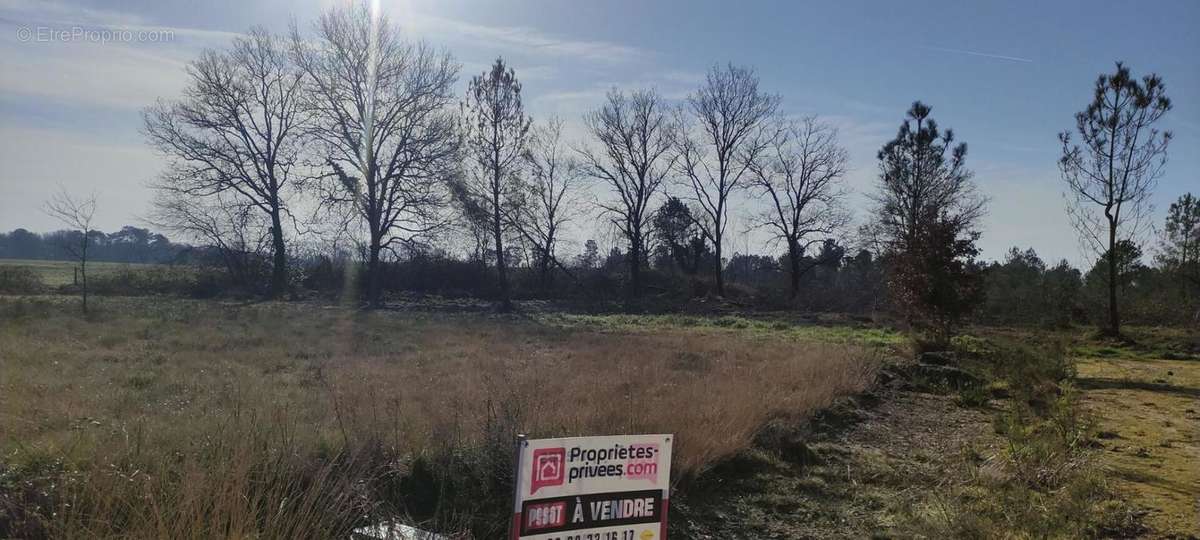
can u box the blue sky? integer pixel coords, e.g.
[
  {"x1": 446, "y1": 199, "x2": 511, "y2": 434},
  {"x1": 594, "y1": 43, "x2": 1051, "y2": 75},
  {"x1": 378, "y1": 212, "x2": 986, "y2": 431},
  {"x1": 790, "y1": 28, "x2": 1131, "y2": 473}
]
[{"x1": 1, "y1": 0, "x2": 1196, "y2": 265}]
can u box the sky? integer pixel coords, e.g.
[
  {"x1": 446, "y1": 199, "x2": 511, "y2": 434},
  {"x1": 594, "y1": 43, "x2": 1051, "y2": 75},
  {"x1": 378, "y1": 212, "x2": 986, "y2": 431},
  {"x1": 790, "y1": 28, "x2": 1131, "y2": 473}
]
[{"x1": 1, "y1": 0, "x2": 1197, "y2": 266}]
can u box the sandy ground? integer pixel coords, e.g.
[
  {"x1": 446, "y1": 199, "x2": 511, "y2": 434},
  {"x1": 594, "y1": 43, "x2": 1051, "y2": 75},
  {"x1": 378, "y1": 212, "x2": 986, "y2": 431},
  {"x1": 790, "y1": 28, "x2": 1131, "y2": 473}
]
[{"x1": 1079, "y1": 355, "x2": 1200, "y2": 538}]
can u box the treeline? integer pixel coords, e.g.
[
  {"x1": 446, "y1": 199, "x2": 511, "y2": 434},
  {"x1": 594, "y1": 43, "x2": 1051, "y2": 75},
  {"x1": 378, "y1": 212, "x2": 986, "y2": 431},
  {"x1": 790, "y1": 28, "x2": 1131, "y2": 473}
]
[
  {"x1": 0, "y1": 226, "x2": 188, "y2": 263},
  {"x1": 11, "y1": 219, "x2": 1197, "y2": 329},
  {"x1": 28, "y1": 3, "x2": 1193, "y2": 339},
  {"x1": 980, "y1": 244, "x2": 1196, "y2": 327}
]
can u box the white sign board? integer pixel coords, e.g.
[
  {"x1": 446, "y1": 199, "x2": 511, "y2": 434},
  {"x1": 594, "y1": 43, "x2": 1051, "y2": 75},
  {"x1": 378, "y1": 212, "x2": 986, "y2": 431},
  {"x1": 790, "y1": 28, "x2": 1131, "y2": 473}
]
[{"x1": 510, "y1": 434, "x2": 673, "y2": 540}]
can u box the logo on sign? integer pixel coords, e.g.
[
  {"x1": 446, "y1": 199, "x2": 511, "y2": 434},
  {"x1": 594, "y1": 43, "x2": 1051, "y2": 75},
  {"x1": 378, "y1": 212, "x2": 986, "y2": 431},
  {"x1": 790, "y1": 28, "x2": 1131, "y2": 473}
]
[{"x1": 531, "y1": 447, "x2": 565, "y2": 494}]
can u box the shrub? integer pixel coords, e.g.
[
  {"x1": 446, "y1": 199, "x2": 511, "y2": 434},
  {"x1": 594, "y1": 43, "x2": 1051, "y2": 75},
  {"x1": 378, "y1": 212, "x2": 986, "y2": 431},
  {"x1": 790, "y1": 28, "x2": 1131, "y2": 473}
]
[
  {"x1": 82, "y1": 267, "x2": 192, "y2": 296},
  {"x1": 0, "y1": 266, "x2": 43, "y2": 294},
  {"x1": 299, "y1": 255, "x2": 350, "y2": 294},
  {"x1": 54, "y1": 266, "x2": 234, "y2": 299}
]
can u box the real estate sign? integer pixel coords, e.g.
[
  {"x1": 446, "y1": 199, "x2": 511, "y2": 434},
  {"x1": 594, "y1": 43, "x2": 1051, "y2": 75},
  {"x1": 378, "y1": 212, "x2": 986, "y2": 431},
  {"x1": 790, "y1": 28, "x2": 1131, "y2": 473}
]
[{"x1": 511, "y1": 434, "x2": 673, "y2": 540}]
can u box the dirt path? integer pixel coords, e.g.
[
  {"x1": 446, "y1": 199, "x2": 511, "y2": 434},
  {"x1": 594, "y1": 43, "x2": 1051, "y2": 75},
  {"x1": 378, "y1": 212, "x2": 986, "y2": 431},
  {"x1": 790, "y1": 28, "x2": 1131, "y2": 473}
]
[
  {"x1": 1078, "y1": 355, "x2": 1200, "y2": 537},
  {"x1": 672, "y1": 389, "x2": 995, "y2": 538}
]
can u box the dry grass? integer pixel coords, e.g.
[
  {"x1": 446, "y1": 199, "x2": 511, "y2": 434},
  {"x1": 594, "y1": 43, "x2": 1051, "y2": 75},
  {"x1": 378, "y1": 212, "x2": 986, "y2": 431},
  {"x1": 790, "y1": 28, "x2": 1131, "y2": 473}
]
[{"x1": 0, "y1": 296, "x2": 878, "y2": 537}]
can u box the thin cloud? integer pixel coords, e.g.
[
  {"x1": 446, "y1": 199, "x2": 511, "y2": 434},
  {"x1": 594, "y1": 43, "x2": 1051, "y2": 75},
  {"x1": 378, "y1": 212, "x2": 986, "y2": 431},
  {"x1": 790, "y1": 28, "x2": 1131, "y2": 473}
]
[
  {"x1": 0, "y1": 0, "x2": 142, "y2": 27},
  {"x1": 0, "y1": 29, "x2": 196, "y2": 110},
  {"x1": 922, "y1": 45, "x2": 1033, "y2": 63},
  {"x1": 0, "y1": 0, "x2": 241, "y2": 111},
  {"x1": 409, "y1": 13, "x2": 646, "y2": 64}
]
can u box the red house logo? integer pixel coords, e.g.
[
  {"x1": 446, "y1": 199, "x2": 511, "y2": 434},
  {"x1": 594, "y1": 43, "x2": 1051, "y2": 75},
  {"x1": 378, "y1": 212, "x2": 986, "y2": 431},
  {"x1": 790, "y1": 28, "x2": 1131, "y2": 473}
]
[{"x1": 530, "y1": 447, "x2": 565, "y2": 495}]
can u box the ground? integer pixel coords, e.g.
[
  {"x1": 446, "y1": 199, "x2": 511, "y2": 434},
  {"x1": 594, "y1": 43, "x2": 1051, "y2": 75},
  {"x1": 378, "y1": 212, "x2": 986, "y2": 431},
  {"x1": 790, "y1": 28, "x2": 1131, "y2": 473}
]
[
  {"x1": 677, "y1": 324, "x2": 1200, "y2": 539},
  {"x1": 1078, "y1": 354, "x2": 1200, "y2": 537},
  {"x1": 1, "y1": 293, "x2": 1196, "y2": 538}
]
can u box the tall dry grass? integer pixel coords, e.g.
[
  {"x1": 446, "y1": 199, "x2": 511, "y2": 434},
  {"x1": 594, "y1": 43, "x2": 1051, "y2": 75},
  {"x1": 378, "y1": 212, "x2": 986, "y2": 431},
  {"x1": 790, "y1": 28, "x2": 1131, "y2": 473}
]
[{"x1": 0, "y1": 297, "x2": 878, "y2": 537}]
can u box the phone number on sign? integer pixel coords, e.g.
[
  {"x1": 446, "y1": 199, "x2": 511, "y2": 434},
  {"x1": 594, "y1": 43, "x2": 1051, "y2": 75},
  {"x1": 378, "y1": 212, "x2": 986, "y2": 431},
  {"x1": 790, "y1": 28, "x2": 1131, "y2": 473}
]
[{"x1": 539, "y1": 530, "x2": 649, "y2": 540}]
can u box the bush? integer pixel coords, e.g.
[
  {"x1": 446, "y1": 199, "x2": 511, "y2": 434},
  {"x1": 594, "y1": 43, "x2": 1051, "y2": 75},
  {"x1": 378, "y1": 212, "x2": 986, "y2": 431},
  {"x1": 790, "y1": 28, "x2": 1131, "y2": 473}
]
[
  {"x1": 0, "y1": 266, "x2": 43, "y2": 294},
  {"x1": 299, "y1": 255, "x2": 350, "y2": 294},
  {"x1": 60, "y1": 266, "x2": 235, "y2": 299}
]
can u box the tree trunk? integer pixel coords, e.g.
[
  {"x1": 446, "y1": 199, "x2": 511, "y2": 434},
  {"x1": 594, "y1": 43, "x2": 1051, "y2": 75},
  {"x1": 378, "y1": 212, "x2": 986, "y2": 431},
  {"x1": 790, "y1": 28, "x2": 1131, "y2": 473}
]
[
  {"x1": 539, "y1": 248, "x2": 552, "y2": 292},
  {"x1": 269, "y1": 205, "x2": 287, "y2": 299},
  {"x1": 628, "y1": 236, "x2": 641, "y2": 300},
  {"x1": 80, "y1": 236, "x2": 88, "y2": 314},
  {"x1": 81, "y1": 264, "x2": 87, "y2": 314},
  {"x1": 1106, "y1": 221, "x2": 1120, "y2": 337},
  {"x1": 492, "y1": 187, "x2": 512, "y2": 312},
  {"x1": 367, "y1": 237, "x2": 382, "y2": 309},
  {"x1": 788, "y1": 239, "x2": 801, "y2": 301},
  {"x1": 714, "y1": 235, "x2": 724, "y2": 297},
  {"x1": 493, "y1": 226, "x2": 511, "y2": 311}
]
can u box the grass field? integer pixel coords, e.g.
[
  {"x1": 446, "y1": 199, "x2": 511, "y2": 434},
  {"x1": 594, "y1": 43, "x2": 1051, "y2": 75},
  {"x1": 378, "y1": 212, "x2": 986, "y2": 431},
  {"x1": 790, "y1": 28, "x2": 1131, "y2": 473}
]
[
  {"x1": 0, "y1": 296, "x2": 882, "y2": 538},
  {"x1": 2, "y1": 293, "x2": 1194, "y2": 538},
  {"x1": 0, "y1": 259, "x2": 169, "y2": 287}
]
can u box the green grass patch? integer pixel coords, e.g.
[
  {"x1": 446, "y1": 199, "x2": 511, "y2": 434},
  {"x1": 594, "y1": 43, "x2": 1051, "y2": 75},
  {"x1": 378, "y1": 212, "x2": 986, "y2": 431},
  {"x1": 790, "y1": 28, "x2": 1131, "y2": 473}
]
[
  {"x1": 1069, "y1": 326, "x2": 1200, "y2": 361},
  {"x1": 537, "y1": 312, "x2": 905, "y2": 347}
]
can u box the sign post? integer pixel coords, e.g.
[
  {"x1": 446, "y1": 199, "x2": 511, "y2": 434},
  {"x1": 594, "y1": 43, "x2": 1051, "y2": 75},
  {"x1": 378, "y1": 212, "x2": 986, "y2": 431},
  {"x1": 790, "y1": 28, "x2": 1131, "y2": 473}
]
[{"x1": 511, "y1": 434, "x2": 673, "y2": 540}]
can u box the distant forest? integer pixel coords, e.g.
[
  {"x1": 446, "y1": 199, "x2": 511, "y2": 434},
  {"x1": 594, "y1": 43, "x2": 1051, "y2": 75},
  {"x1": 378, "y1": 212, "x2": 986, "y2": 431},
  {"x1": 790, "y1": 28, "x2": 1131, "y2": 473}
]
[{"x1": 0, "y1": 226, "x2": 189, "y2": 263}]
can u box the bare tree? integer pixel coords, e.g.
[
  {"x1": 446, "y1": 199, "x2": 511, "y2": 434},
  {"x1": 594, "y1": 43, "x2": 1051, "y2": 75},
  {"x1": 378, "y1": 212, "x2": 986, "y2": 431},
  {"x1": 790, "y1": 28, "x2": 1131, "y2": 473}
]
[
  {"x1": 578, "y1": 89, "x2": 676, "y2": 298},
  {"x1": 291, "y1": 3, "x2": 459, "y2": 307},
  {"x1": 675, "y1": 63, "x2": 779, "y2": 296},
  {"x1": 43, "y1": 188, "x2": 97, "y2": 313},
  {"x1": 459, "y1": 58, "x2": 531, "y2": 311},
  {"x1": 1059, "y1": 62, "x2": 1172, "y2": 336},
  {"x1": 148, "y1": 189, "x2": 272, "y2": 287},
  {"x1": 747, "y1": 116, "x2": 849, "y2": 300},
  {"x1": 143, "y1": 27, "x2": 303, "y2": 298},
  {"x1": 517, "y1": 116, "x2": 585, "y2": 290}
]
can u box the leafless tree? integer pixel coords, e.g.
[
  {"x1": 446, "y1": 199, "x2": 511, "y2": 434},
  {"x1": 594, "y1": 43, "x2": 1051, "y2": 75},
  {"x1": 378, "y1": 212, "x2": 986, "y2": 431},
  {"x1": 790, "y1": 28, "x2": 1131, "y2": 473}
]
[
  {"x1": 747, "y1": 116, "x2": 850, "y2": 300},
  {"x1": 291, "y1": 3, "x2": 459, "y2": 307},
  {"x1": 578, "y1": 89, "x2": 676, "y2": 298},
  {"x1": 43, "y1": 187, "x2": 97, "y2": 313},
  {"x1": 1059, "y1": 62, "x2": 1172, "y2": 336},
  {"x1": 143, "y1": 27, "x2": 303, "y2": 298},
  {"x1": 514, "y1": 116, "x2": 585, "y2": 289},
  {"x1": 675, "y1": 63, "x2": 780, "y2": 296},
  {"x1": 458, "y1": 58, "x2": 531, "y2": 311},
  {"x1": 148, "y1": 189, "x2": 272, "y2": 287}
]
